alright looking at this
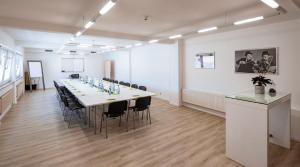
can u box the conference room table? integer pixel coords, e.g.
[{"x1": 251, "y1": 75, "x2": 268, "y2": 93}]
[{"x1": 58, "y1": 79, "x2": 155, "y2": 134}]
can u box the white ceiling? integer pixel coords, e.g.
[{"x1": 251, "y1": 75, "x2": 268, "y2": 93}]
[
  {"x1": 0, "y1": 0, "x2": 300, "y2": 52},
  {"x1": 2, "y1": 28, "x2": 139, "y2": 54}
]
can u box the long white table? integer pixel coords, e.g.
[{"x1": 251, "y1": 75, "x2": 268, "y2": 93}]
[{"x1": 58, "y1": 79, "x2": 155, "y2": 134}]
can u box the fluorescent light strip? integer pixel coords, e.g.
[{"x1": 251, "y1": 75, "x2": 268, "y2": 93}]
[
  {"x1": 260, "y1": 0, "x2": 279, "y2": 8},
  {"x1": 84, "y1": 21, "x2": 95, "y2": 29},
  {"x1": 234, "y1": 16, "x2": 264, "y2": 25},
  {"x1": 125, "y1": 45, "x2": 132, "y2": 48},
  {"x1": 198, "y1": 27, "x2": 218, "y2": 33},
  {"x1": 169, "y1": 34, "x2": 182, "y2": 39},
  {"x1": 135, "y1": 43, "x2": 142, "y2": 46},
  {"x1": 148, "y1": 39, "x2": 159, "y2": 44},
  {"x1": 75, "y1": 31, "x2": 82, "y2": 37},
  {"x1": 99, "y1": 0, "x2": 116, "y2": 15}
]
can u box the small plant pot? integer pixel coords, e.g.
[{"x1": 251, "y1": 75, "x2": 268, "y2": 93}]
[{"x1": 255, "y1": 85, "x2": 265, "y2": 94}]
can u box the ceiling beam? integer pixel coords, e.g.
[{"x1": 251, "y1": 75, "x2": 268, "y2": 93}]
[{"x1": 0, "y1": 16, "x2": 149, "y2": 42}]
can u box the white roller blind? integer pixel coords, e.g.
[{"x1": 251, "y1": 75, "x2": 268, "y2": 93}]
[{"x1": 61, "y1": 58, "x2": 84, "y2": 72}]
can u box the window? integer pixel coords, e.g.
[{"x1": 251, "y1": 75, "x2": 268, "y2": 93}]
[
  {"x1": 0, "y1": 48, "x2": 6, "y2": 82},
  {"x1": 15, "y1": 53, "x2": 23, "y2": 79},
  {"x1": 0, "y1": 46, "x2": 23, "y2": 87},
  {"x1": 3, "y1": 51, "x2": 13, "y2": 81}
]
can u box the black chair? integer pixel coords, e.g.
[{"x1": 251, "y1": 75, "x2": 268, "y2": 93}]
[
  {"x1": 100, "y1": 101, "x2": 128, "y2": 138},
  {"x1": 58, "y1": 89, "x2": 84, "y2": 127},
  {"x1": 70, "y1": 74, "x2": 80, "y2": 79},
  {"x1": 129, "y1": 96, "x2": 152, "y2": 129},
  {"x1": 124, "y1": 82, "x2": 130, "y2": 87},
  {"x1": 113, "y1": 80, "x2": 118, "y2": 84},
  {"x1": 138, "y1": 86, "x2": 147, "y2": 91},
  {"x1": 119, "y1": 81, "x2": 125, "y2": 86},
  {"x1": 131, "y1": 84, "x2": 138, "y2": 89}
]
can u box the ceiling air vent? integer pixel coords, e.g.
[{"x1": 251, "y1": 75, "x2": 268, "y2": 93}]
[
  {"x1": 91, "y1": 51, "x2": 97, "y2": 54},
  {"x1": 44, "y1": 49, "x2": 53, "y2": 52},
  {"x1": 70, "y1": 50, "x2": 77, "y2": 53}
]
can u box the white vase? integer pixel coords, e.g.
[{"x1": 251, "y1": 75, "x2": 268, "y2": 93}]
[{"x1": 255, "y1": 85, "x2": 265, "y2": 94}]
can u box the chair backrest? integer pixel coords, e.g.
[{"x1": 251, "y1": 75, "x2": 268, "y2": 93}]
[
  {"x1": 124, "y1": 82, "x2": 130, "y2": 87},
  {"x1": 113, "y1": 80, "x2": 118, "y2": 84},
  {"x1": 70, "y1": 74, "x2": 79, "y2": 79},
  {"x1": 53, "y1": 81, "x2": 58, "y2": 89},
  {"x1": 119, "y1": 81, "x2": 125, "y2": 85},
  {"x1": 138, "y1": 86, "x2": 147, "y2": 91},
  {"x1": 131, "y1": 84, "x2": 138, "y2": 89},
  {"x1": 107, "y1": 101, "x2": 128, "y2": 117},
  {"x1": 135, "y1": 96, "x2": 151, "y2": 111}
]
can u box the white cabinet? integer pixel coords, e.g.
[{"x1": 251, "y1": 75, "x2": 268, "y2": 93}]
[{"x1": 225, "y1": 91, "x2": 291, "y2": 167}]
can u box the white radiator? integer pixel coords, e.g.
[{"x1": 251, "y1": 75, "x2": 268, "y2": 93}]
[{"x1": 182, "y1": 89, "x2": 225, "y2": 112}]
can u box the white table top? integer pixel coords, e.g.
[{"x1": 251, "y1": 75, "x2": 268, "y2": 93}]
[
  {"x1": 226, "y1": 91, "x2": 291, "y2": 105},
  {"x1": 58, "y1": 79, "x2": 155, "y2": 107}
]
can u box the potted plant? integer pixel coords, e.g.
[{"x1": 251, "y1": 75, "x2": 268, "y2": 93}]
[{"x1": 252, "y1": 75, "x2": 272, "y2": 94}]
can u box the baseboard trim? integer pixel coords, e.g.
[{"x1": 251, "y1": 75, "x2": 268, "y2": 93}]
[{"x1": 183, "y1": 102, "x2": 225, "y2": 118}]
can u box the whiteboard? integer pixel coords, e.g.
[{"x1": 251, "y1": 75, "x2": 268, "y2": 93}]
[
  {"x1": 61, "y1": 58, "x2": 84, "y2": 72},
  {"x1": 28, "y1": 61, "x2": 43, "y2": 78}
]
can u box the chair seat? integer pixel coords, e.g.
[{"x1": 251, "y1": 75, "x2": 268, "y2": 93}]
[
  {"x1": 68, "y1": 103, "x2": 84, "y2": 110},
  {"x1": 103, "y1": 111, "x2": 125, "y2": 118}
]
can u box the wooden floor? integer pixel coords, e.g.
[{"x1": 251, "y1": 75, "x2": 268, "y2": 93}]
[{"x1": 0, "y1": 90, "x2": 299, "y2": 167}]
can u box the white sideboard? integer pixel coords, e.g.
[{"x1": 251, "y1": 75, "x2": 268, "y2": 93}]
[{"x1": 225, "y1": 91, "x2": 291, "y2": 167}]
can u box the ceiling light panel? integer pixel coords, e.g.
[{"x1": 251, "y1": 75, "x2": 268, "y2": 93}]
[
  {"x1": 99, "y1": 0, "x2": 116, "y2": 15},
  {"x1": 234, "y1": 16, "x2": 264, "y2": 25},
  {"x1": 260, "y1": 0, "x2": 279, "y2": 8},
  {"x1": 198, "y1": 27, "x2": 218, "y2": 33}
]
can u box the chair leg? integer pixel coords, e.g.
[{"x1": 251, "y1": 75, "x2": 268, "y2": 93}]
[
  {"x1": 126, "y1": 110, "x2": 129, "y2": 132},
  {"x1": 148, "y1": 108, "x2": 151, "y2": 124},
  {"x1": 142, "y1": 110, "x2": 144, "y2": 120},
  {"x1": 100, "y1": 113, "x2": 103, "y2": 133},
  {"x1": 119, "y1": 116, "x2": 122, "y2": 127},
  {"x1": 68, "y1": 111, "x2": 73, "y2": 128},
  {"x1": 133, "y1": 111, "x2": 135, "y2": 130},
  {"x1": 105, "y1": 116, "x2": 108, "y2": 139}
]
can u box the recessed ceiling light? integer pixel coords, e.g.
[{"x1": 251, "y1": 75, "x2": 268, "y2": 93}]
[
  {"x1": 99, "y1": 0, "x2": 116, "y2": 15},
  {"x1": 198, "y1": 27, "x2": 218, "y2": 33},
  {"x1": 169, "y1": 34, "x2": 182, "y2": 39},
  {"x1": 260, "y1": 0, "x2": 279, "y2": 8},
  {"x1": 135, "y1": 43, "x2": 142, "y2": 46},
  {"x1": 75, "y1": 31, "x2": 82, "y2": 37},
  {"x1": 84, "y1": 21, "x2": 95, "y2": 29},
  {"x1": 234, "y1": 16, "x2": 264, "y2": 25},
  {"x1": 149, "y1": 39, "x2": 159, "y2": 44},
  {"x1": 78, "y1": 44, "x2": 92, "y2": 48},
  {"x1": 101, "y1": 45, "x2": 116, "y2": 49}
]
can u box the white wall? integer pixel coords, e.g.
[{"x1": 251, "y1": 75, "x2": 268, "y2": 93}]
[
  {"x1": 0, "y1": 30, "x2": 15, "y2": 49},
  {"x1": 23, "y1": 53, "x2": 104, "y2": 89},
  {"x1": 102, "y1": 43, "x2": 180, "y2": 103},
  {"x1": 104, "y1": 50, "x2": 130, "y2": 82},
  {"x1": 184, "y1": 19, "x2": 300, "y2": 141}
]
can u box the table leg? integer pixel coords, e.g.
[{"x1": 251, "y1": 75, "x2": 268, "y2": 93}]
[
  {"x1": 126, "y1": 100, "x2": 129, "y2": 132},
  {"x1": 88, "y1": 107, "x2": 91, "y2": 127},
  {"x1": 94, "y1": 106, "x2": 97, "y2": 135}
]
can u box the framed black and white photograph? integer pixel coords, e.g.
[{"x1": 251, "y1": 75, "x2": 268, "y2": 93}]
[
  {"x1": 235, "y1": 48, "x2": 278, "y2": 74},
  {"x1": 194, "y1": 52, "x2": 215, "y2": 69}
]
